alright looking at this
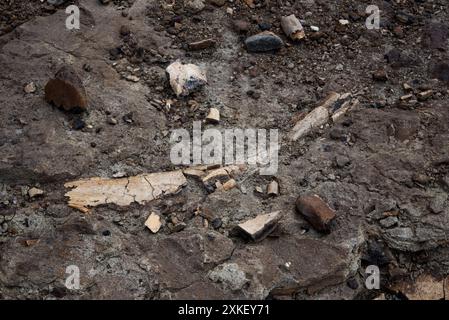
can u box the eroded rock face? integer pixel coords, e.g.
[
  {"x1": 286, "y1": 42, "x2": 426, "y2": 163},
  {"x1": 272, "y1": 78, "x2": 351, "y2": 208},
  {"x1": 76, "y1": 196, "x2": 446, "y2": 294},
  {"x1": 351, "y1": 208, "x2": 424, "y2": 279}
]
[{"x1": 45, "y1": 65, "x2": 88, "y2": 112}]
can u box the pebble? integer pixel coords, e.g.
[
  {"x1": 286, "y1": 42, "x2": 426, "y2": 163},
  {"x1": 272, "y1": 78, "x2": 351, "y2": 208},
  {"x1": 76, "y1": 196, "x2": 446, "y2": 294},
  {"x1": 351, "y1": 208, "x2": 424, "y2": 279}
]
[
  {"x1": 107, "y1": 117, "x2": 118, "y2": 125},
  {"x1": 211, "y1": 218, "x2": 222, "y2": 230},
  {"x1": 245, "y1": 31, "x2": 284, "y2": 53},
  {"x1": 233, "y1": 20, "x2": 250, "y2": 33}
]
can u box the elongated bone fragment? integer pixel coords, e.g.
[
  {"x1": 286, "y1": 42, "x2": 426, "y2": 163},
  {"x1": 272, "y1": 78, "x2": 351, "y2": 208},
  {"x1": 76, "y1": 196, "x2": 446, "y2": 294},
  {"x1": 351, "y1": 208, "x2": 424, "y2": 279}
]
[
  {"x1": 289, "y1": 106, "x2": 329, "y2": 141},
  {"x1": 281, "y1": 15, "x2": 305, "y2": 41},
  {"x1": 289, "y1": 92, "x2": 341, "y2": 141},
  {"x1": 65, "y1": 170, "x2": 187, "y2": 212}
]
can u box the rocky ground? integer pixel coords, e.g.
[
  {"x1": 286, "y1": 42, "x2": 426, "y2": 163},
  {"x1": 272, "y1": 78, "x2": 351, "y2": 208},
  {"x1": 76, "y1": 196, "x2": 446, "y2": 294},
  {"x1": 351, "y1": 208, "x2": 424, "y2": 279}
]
[{"x1": 1, "y1": 0, "x2": 449, "y2": 300}]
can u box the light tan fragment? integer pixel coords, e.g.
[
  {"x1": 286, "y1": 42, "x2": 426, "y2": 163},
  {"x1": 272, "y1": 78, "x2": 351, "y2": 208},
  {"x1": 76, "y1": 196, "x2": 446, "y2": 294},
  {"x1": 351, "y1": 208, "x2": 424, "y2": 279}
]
[
  {"x1": 64, "y1": 170, "x2": 187, "y2": 212},
  {"x1": 222, "y1": 179, "x2": 237, "y2": 191},
  {"x1": 145, "y1": 212, "x2": 162, "y2": 233},
  {"x1": 235, "y1": 211, "x2": 282, "y2": 241},
  {"x1": 281, "y1": 15, "x2": 305, "y2": 41},
  {"x1": 202, "y1": 165, "x2": 245, "y2": 184}
]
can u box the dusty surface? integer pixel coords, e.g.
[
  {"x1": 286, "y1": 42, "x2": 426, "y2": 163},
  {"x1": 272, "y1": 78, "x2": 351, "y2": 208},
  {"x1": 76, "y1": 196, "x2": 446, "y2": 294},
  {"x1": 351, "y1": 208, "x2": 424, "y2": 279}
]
[{"x1": 1, "y1": 0, "x2": 449, "y2": 300}]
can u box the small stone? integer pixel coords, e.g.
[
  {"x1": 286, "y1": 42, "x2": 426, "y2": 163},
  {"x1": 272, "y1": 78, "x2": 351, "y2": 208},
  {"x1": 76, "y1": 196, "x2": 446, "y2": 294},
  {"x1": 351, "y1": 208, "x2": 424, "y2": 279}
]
[
  {"x1": 258, "y1": 22, "x2": 271, "y2": 31},
  {"x1": 412, "y1": 173, "x2": 430, "y2": 185},
  {"x1": 72, "y1": 118, "x2": 86, "y2": 130},
  {"x1": 166, "y1": 61, "x2": 207, "y2": 97},
  {"x1": 234, "y1": 211, "x2": 282, "y2": 241},
  {"x1": 44, "y1": 65, "x2": 88, "y2": 113},
  {"x1": 347, "y1": 278, "x2": 359, "y2": 290},
  {"x1": 233, "y1": 20, "x2": 250, "y2": 33},
  {"x1": 145, "y1": 212, "x2": 162, "y2": 233},
  {"x1": 211, "y1": 218, "x2": 222, "y2": 229},
  {"x1": 379, "y1": 216, "x2": 399, "y2": 228},
  {"x1": 107, "y1": 117, "x2": 117, "y2": 125},
  {"x1": 120, "y1": 25, "x2": 130, "y2": 36},
  {"x1": 295, "y1": 195, "x2": 336, "y2": 234},
  {"x1": 122, "y1": 112, "x2": 134, "y2": 124},
  {"x1": 310, "y1": 26, "x2": 320, "y2": 32},
  {"x1": 171, "y1": 222, "x2": 186, "y2": 233},
  {"x1": 335, "y1": 155, "x2": 350, "y2": 168},
  {"x1": 339, "y1": 19, "x2": 350, "y2": 25},
  {"x1": 373, "y1": 69, "x2": 388, "y2": 82},
  {"x1": 206, "y1": 108, "x2": 220, "y2": 124},
  {"x1": 24, "y1": 82, "x2": 36, "y2": 94},
  {"x1": 28, "y1": 187, "x2": 44, "y2": 198},
  {"x1": 245, "y1": 31, "x2": 284, "y2": 53}
]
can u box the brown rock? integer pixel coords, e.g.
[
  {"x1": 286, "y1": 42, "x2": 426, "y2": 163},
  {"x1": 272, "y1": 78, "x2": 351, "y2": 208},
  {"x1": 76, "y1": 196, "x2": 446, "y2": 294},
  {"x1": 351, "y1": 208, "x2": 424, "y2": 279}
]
[
  {"x1": 233, "y1": 20, "x2": 250, "y2": 34},
  {"x1": 44, "y1": 66, "x2": 87, "y2": 112},
  {"x1": 372, "y1": 69, "x2": 388, "y2": 82},
  {"x1": 295, "y1": 195, "x2": 336, "y2": 233}
]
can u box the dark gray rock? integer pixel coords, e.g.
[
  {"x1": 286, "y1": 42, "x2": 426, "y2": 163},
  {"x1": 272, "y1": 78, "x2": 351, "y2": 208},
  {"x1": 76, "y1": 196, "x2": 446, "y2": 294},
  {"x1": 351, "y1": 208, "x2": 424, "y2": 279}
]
[{"x1": 245, "y1": 32, "x2": 283, "y2": 52}]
